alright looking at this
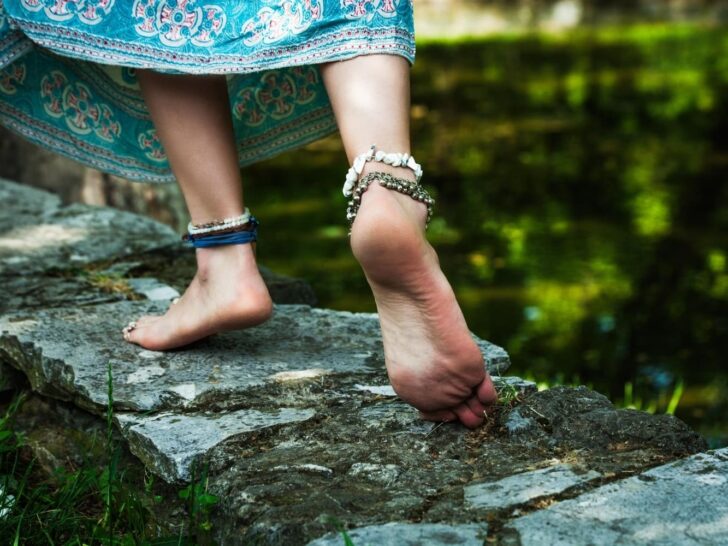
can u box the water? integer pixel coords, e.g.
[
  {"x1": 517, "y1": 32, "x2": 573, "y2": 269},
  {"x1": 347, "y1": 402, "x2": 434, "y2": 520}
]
[{"x1": 242, "y1": 25, "x2": 728, "y2": 447}]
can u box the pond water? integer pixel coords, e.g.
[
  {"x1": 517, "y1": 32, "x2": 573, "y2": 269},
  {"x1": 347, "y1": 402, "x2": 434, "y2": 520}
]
[{"x1": 240, "y1": 25, "x2": 727, "y2": 447}]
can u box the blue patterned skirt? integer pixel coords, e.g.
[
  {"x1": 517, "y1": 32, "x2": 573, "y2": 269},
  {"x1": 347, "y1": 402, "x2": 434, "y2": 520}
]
[{"x1": 0, "y1": 1, "x2": 415, "y2": 182}]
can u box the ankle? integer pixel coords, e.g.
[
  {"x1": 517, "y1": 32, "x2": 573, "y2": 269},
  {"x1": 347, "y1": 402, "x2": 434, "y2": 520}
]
[
  {"x1": 351, "y1": 188, "x2": 429, "y2": 268},
  {"x1": 194, "y1": 243, "x2": 258, "y2": 279},
  {"x1": 359, "y1": 162, "x2": 416, "y2": 182}
]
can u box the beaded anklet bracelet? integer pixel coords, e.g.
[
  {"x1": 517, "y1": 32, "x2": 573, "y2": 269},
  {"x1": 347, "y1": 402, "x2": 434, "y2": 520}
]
[
  {"x1": 183, "y1": 216, "x2": 259, "y2": 248},
  {"x1": 187, "y1": 207, "x2": 252, "y2": 236},
  {"x1": 343, "y1": 144, "x2": 423, "y2": 196},
  {"x1": 346, "y1": 171, "x2": 435, "y2": 233}
]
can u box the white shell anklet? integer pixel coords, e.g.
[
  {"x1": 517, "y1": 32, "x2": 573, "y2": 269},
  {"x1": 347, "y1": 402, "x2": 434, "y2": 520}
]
[
  {"x1": 187, "y1": 207, "x2": 252, "y2": 236},
  {"x1": 343, "y1": 144, "x2": 423, "y2": 196}
]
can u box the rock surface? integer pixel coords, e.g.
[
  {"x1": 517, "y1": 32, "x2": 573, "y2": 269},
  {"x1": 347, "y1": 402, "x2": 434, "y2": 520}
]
[
  {"x1": 0, "y1": 178, "x2": 721, "y2": 545},
  {"x1": 505, "y1": 448, "x2": 728, "y2": 545},
  {"x1": 464, "y1": 463, "x2": 601, "y2": 510},
  {"x1": 0, "y1": 301, "x2": 510, "y2": 416},
  {"x1": 308, "y1": 523, "x2": 488, "y2": 546},
  {"x1": 0, "y1": 179, "x2": 179, "y2": 275},
  {"x1": 116, "y1": 407, "x2": 317, "y2": 482}
]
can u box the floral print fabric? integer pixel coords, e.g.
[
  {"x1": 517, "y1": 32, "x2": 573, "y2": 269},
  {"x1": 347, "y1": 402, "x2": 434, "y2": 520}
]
[{"x1": 0, "y1": 0, "x2": 415, "y2": 181}]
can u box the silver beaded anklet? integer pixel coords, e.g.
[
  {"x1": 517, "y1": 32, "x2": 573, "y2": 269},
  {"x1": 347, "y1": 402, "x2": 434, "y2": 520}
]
[{"x1": 346, "y1": 171, "x2": 435, "y2": 233}]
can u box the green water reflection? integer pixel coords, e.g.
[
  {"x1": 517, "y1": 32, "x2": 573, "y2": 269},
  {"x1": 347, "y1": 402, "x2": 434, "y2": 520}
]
[{"x1": 244, "y1": 25, "x2": 728, "y2": 447}]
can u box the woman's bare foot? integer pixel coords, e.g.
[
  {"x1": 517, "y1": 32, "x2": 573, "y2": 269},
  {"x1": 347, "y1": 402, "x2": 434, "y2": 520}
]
[
  {"x1": 350, "y1": 172, "x2": 497, "y2": 429},
  {"x1": 123, "y1": 243, "x2": 272, "y2": 351}
]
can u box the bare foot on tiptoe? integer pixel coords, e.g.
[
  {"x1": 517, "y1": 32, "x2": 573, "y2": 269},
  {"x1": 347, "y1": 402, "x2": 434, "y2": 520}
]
[
  {"x1": 350, "y1": 170, "x2": 498, "y2": 428},
  {"x1": 123, "y1": 243, "x2": 273, "y2": 351}
]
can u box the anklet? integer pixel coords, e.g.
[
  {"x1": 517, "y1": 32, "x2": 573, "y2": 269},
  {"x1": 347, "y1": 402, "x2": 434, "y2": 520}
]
[
  {"x1": 343, "y1": 144, "x2": 423, "y2": 196},
  {"x1": 346, "y1": 171, "x2": 435, "y2": 233},
  {"x1": 188, "y1": 207, "x2": 252, "y2": 236},
  {"x1": 184, "y1": 216, "x2": 259, "y2": 248}
]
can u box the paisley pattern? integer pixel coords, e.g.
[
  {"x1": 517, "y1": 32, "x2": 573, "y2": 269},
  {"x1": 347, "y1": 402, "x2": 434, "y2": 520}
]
[
  {"x1": 138, "y1": 128, "x2": 166, "y2": 161},
  {"x1": 242, "y1": 0, "x2": 323, "y2": 46},
  {"x1": 341, "y1": 0, "x2": 407, "y2": 21},
  {"x1": 0, "y1": 0, "x2": 415, "y2": 181},
  {"x1": 41, "y1": 69, "x2": 121, "y2": 141},
  {"x1": 20, "y1": 0, "x2": 115, "y2": 25},
  {"x1": 132, "y1": 0, "x2": 226, "y2": 47}
]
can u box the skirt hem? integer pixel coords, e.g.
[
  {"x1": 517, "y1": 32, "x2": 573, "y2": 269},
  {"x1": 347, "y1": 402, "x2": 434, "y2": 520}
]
[
  {"x1": 6, "y1": 16, "x2": 415, "y2": 74},
  {"x1": 0, "y1": 97, "x2": 339, "y2": 183}
]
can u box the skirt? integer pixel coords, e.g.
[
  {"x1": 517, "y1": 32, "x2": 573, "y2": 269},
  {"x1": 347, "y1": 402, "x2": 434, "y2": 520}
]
[{"x1": 0, "y1": 1, "x2": 415, "y2": 182}]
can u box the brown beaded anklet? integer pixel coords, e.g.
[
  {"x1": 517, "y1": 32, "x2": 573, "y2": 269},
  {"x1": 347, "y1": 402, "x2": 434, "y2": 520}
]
[{"x1": 346, "y1": 171, "x2": 435, "y2": 233}]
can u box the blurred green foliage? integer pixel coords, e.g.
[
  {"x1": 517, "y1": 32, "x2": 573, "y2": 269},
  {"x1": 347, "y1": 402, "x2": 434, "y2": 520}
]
[{"x1": 245, "y1": 24, "x2": 728, "y2": 446}]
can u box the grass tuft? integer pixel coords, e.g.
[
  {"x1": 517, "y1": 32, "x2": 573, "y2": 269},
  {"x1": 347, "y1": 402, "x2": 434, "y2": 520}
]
[{"x1": 0, "y1": 364, "x2": 220, "y2": 544}]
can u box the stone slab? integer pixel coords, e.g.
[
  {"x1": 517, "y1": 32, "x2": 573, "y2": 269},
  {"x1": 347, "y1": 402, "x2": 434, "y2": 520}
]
[
  {"x1": 116, "y1": 407, "x2": 316, "y2": 483},
  {"x1": 0, "y1": 177, "x2": 61, "y2": 231},
  {"x1": 127, "y1": 278, "x2": 180, "y2": 301},
  {"x1": 0, "y1": 301, "x2": 511, "y2": 415},
  {"x1": 506, "y1": 448, "x2": 728, "y2": 545},
  {"x1": 0, "y1": 274, "x2": 123, "y2": 315},
  {"x1": 0, "y1": 178, "x2": 179, "y2": 275},
  {"x1": 464, "y1": 463, "x2": 601, "y2": 511},
  {"x1": 494, "y1": 375, "x2": 538, "y2": 397},
  {"x1": 308, "y1": 523, "x2": 487, "y2": 546}
]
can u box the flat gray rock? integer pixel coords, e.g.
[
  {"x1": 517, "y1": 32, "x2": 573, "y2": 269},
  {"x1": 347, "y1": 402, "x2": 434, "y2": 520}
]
[
  {"x1": 494, "y1": 375, "x2": 538, "y2": 396},
  {"x1": 506, "y1": 448, "x2": 728, "y2": 545},
  {"x1": 116, "y1": 407, "x2": 316, "y2": 483},
  {"x1": 0, "y1": 301, "x2": 511, "y2": 415},
  {"x1": 0, "y1": 178, "x2": 179, "y2": 275},
  {"x1": 308, "y1": 523, "x2": 487, "y2": 546},
  {"x1": 465, "y1": 463, "x2": 601, "y2": 511},
  {"x1": 127, "y1": 278, "x2": 180, "y2": 301},
  {"x1": 0, "y1": 177, "x2": 61, "y2": 231}
]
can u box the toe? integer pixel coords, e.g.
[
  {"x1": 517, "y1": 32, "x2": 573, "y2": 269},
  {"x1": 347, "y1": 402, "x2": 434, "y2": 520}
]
[
  {"x1": 123, "y1": 320, "x2": 144, "y2": 344},
  {"x1": 453, "y1": 402, "x2": 485, "y2": 429},
  {"x1": 419, "y1": 409, "x2": 458, "y2": 423},
  {"x1": 124, "y1": 323, "x2": 164, "y2": 350},
  {"x1": 465, "y1": 396, "x2": 487, "y2": 418},
  {"x1": 475, "y1": 372, "x2": 498, "y2": 406}
]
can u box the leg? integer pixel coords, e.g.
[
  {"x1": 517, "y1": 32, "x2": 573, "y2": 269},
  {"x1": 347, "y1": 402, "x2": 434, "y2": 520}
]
[
  {"x1": 124, "y1": 71, "x2": 272, "y2": 350},
  {"x1": 320, "y1": 55, "x2": 497, "y2": 428}
]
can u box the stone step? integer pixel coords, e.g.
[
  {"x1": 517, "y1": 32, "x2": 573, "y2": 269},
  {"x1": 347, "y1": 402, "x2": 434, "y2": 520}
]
[
  {"x1": 464, "y1": 462, "x2": 602, "y2": 511},
  {"x1": 0, "y1": 301, "x2": 510, "y2": 416},
  {"x1": 308, "y1": 523, "x2": 487, "y2": 545},
  {"x1": 116, "y1": 407, "x2": 317, "y2": 483},
  {"x1": 504, "y1": 447, "x2": 728, "y2": 545}
]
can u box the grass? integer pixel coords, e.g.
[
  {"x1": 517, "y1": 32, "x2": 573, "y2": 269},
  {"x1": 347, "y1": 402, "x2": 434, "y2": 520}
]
[{"x1": 0, "y1": 362, "x2": 220, "y2": 545}]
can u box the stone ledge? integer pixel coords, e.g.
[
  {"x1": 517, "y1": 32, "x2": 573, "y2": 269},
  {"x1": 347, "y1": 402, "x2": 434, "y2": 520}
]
[
  {"x1": 116, "y1": 408, "x2": 317, "y2": 483},
  {"x1": 504, "y1": 447, "x2": 728, "y2": 545},
  {"x1": 0, "y1": 301, "x2": 511, "y2": 416}
]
